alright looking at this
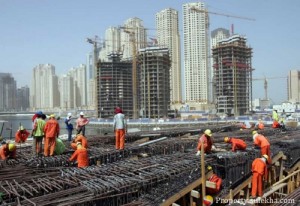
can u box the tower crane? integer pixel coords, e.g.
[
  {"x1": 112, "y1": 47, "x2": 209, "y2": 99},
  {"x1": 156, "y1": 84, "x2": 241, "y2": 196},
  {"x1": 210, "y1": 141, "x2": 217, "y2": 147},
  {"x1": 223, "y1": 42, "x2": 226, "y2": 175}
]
[{"x1": 253, "y1": 76, "x2": 287, "y2": 100}]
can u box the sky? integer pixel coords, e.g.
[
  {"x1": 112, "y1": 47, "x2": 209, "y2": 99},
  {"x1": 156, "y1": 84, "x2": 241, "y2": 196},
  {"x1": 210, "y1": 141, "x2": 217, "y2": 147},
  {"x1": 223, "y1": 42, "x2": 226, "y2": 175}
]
[{"x1": 1, "y1": 0, "x2": 299, "y2": 104}]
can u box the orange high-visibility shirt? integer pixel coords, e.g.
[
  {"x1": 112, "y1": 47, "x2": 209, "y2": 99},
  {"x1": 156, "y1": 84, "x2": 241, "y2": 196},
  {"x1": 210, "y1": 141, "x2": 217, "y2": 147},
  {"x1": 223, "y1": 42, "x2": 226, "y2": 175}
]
[
  {"x1": 254, "y1": 134, "x2": 270, "y2": 148},
  {"x1": 44, "y1": 119, "x2": 60, "y2": 138},
  {"x1": 74, "y1": 134, "x2": 88, "y2": 148},
  {"x1": 230, "y1": 138, "x2": 247, "y2": 152},
  {"x1": 69, "y1": 148, "x2": 89, "y2": 168},
  {"x1": 252, "y1": 158, "x2": 268, "y2": 179},
  {"x1": 206, "y1": 174, "x2": 222, "y2": 194},
  {"x1": 15, "y1": 130, "x2": 30, "y2": 143},
  {"x1": 197, "y1": 134, "x2": 212, "y2": 153}
]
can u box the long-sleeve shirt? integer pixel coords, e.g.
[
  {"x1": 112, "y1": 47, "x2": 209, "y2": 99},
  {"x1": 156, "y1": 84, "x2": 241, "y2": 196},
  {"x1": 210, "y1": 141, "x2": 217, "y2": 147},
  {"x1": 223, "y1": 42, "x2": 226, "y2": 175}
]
[
  {"x1": 254, "y1": 134, "x2": 270, "y2": 148},
  {"x1": 252, "y1": 158, "x2": 268, "y2": 179},
  {"x1": 197, "y1": 134, "x2": 213, "y2": 153},
  {"x1": 0, "y1": 144, "x2": 16, "y2": 160},
  {"x1": 44, "y1": 119, "x2": 60, "y2": 138},
  {"x1": 229, "y1": 138, "x2": 247, "y2": 152},
  {"x1": 113, "y1": 113, "x2": 126, "y2": 130},
  {"x1": 69, "y1": 148, "x2": 89, "y2": 168}
]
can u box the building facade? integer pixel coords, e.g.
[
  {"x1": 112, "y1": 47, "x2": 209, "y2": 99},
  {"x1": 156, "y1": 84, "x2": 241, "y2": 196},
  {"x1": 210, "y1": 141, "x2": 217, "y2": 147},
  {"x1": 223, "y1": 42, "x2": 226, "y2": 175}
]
[
  {"x1": 0, "y1": 73, "x2": 17, "y2": 111},
  {"x1": 288, "y1": 70, "x2": 300, "y2": 103},
  {"x1": 30, "y1": 64, "x2": 59, "y2": 110},
  {"x1": 138, "y1": 47, "x2": 171, "y2": 118},
  {"x1": 59, "y1": 75, "x2": 74, "y2": 110},
  {"x1": 156, "y1": 8, "x2": 182, "y2": 105},
  {"x1": 211, "y1": 28, "x2": 230, "y2": 48},
  {"x1": 212, "y1": 35, "x2": 253, "y2": 116},
  {"x1": 16, "y1": 86, "x2": 30, "y2": 111},
  {"x1": 183, "y1": 2, "x2": 210, "y2": 104}
]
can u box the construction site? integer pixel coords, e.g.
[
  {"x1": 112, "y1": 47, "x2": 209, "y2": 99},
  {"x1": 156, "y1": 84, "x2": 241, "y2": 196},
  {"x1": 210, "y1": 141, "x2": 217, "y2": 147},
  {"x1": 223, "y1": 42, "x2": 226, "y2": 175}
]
[{"x1": 0, "y1": 120, "x2": 300, "y2": 206}]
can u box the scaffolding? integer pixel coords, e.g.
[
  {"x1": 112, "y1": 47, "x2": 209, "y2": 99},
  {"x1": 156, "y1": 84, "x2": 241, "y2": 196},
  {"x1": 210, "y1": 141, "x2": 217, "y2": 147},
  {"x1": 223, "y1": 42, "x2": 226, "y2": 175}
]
[
  {"x1": 138, "y1": 47, "x2": 171, "y2": 118},
  {"x1": 212, "y1": 35, "x2": 253, "y2": 116}
]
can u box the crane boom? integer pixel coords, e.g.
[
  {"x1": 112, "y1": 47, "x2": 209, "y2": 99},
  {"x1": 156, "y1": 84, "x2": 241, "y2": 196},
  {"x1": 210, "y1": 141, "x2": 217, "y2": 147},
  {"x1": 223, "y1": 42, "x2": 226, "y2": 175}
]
[{"x1": 190, "y1": 7, "x2": 255, "y2": 21}]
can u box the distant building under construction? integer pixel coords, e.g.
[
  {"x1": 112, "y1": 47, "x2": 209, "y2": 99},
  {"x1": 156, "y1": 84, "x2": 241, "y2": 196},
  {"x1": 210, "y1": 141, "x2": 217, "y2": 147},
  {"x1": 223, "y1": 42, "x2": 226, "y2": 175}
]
[
  {"x1": 138, "y1": 47, "x2": 171, "y2": 118},
  {"x1": 212, "y1": 35, "x2": 253, "y2": 116},
  {"x1": 97, "y1": 54, "x2": 133, "y2": 118}
]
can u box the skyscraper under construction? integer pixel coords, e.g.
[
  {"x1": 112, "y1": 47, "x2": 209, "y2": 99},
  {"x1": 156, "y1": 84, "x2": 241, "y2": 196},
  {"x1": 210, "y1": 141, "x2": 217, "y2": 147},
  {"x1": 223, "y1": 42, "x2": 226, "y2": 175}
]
[{"x1": 212, "y1": 35, "x2": 253, "y2": 116}]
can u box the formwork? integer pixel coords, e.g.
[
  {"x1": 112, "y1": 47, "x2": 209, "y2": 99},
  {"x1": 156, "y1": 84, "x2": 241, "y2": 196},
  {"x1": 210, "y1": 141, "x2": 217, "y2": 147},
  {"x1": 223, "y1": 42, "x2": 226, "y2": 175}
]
[{"x1": 212, "y1": 35, "x2": 253, "y2": 116}]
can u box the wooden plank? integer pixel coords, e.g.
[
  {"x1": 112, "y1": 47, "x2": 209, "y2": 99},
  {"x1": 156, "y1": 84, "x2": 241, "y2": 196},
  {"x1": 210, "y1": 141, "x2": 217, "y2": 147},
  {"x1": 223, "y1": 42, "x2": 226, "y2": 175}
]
[
  {"x1": 205, "y1": 181, "x2": 216, "y2": 189},
  {"x1": 160, "y1": 171, "x2": 213, "y2": 206},
  {"x1": 262, "y1": 183, "x2": 287, "y2": 198},
  {"x1": 224, "y1": 176, "x2": 252, "y2": 199},
  {"x1": 191, "y1": 190, "x2": 200, "y2": 198}
]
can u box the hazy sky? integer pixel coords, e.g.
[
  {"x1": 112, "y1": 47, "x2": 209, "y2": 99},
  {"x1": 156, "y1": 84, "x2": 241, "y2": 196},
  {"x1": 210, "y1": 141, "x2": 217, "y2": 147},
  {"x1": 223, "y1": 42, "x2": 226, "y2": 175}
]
[{"x1": 1, "y1": 0, "x2": 299, "y2": 104}]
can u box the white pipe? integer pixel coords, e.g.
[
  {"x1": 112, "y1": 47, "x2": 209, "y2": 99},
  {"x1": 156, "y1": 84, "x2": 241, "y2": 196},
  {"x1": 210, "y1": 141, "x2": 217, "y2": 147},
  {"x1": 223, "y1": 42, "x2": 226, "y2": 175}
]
[{"x1": 138, "y1": 136, "x2": 167, "y2": 147}]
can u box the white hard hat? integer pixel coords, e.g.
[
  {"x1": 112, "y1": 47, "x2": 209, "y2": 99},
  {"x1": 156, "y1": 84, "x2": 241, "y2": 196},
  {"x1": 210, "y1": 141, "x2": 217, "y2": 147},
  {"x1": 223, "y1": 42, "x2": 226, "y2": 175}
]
[
  {"x1": 80, "y1": 112, "x2": 84, "y2": 116},
  {"x1": 67, "y1": 113, "x2": 72, "y2": 117}
]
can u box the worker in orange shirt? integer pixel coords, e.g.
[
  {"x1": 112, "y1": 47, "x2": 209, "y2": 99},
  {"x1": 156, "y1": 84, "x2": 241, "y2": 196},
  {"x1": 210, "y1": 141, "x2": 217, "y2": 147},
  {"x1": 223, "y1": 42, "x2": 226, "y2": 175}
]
[
  {"x1": 196, "y1": 129, "x2": 214, "y2": 155},
  {"x1": 206, "y1": 165, "x2": 222, "y2": 195},
  {"x1": 0, "y1": 142, "x2": 16, "y2": 160},
  {"x1": 251, "y1": 155, "x2": 268, "y2": 198},
  {"x1": 71, "y1": 134, "x2": 88, "y2": 150},
  {"x1": 255, "y1": 119, "x2": 265, "y2": 130},
  {"x1": 224, "y1": 137, "x2": 247, "y2": 152},
  {"x1": 272, "y1": 120, "x2": 280, "y2": 128},
  {"x1": 15, "y1": 125, "x2": 30, "y2": 143},
  {"x1": 253, "y1": 131, "x2": 271, "y2": 164},
  {"x1": 44, "y1": 114, "x2": 60, "y2": 156},
  {"x1": 69, "y1": 142, "x2": 89, "y2": 168}
]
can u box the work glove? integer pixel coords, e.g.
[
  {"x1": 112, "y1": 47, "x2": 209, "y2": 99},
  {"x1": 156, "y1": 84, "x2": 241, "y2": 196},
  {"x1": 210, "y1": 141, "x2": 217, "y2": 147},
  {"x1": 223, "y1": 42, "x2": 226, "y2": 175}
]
[{"x1": 196, "y1": 151, "x2": 201, "y2": 156}]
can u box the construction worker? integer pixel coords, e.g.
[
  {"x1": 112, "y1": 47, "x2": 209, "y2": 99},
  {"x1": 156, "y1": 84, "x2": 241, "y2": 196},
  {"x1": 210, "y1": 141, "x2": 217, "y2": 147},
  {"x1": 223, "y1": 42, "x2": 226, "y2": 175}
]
[
  {"x1": 253, "y1": 131, "x2": 271, "y2": 164},
  {"x1": 76, "y1": 112, "x2": 89, "y2": 136},
  {"x1": 44, "y1": 114, "x2": 60, "y2": 156},
  {"x1": 241, "y1": 121, "x2": 253, "y2": 130},
  {"x1": 15, "y1": 125, "x2": 30, "y2": 143},
  {"x1": 113, "y1": 107, "x2": 127, "y2": 150},
  {"x1": 206, "y1": 165, "x2": 222, "y2": 195},
  {"x1": 65, "y1": 113, "x2": 73, "y2": 142},
  {"x1": 251, "y1": 155, "x2": 268, "y2": 198},
  {"x1": 272, "y1": 109, "x2": 279, "y2": 121},
  {"x1": 71, "y1": 134, "x2": 88, "y2": 150},
  {"x1": 224, "y1": 137, "x2": 247, "y2": 152},
  {"x1": 0, "y1": 142, "x2": 16, "y2": 160},
  {"x1": 255, "y1": 119, "x2": 265, "y2": 130},
  {"x1": 196, "y1": 129, "x2": 213, "y2": 155},
  {"x1": 69, "y1": 142, "x2": 89, "y2": 168},
  {"x1": 32, "y1": 113, "x2": 46, "y2": 155}
]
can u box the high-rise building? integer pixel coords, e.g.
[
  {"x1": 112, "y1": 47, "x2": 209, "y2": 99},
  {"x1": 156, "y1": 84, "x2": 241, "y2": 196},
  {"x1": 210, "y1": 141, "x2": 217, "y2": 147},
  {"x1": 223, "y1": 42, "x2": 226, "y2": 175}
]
[
  {"x1": 0, "y1": 73, "x2": 17, "y2": 111},
  {"x1": 288, "y1": 70, "x2": 300, "y2": 103},
  {"x1": 121, "y1": 17, "x2": 147, "y2": 60},
  {"x1": 138, "y1": 47, "x2": 171, "y2": 118},
  {"x1": 68, "y1": 64, "x2": 87, "y2": 108},
  {"x1": 156, "y1": 8, "x2": 182, "y2": 105},
  {"x1": 16, "y1": 86, "x2": 30, "y2": 111},
  {"x1": 97, "y1": 54, "x2": 133, "y2": 118},
  {"x1": 212, "y1": 35, "x2": 253, "y2": 116},
  {"x1": 183, "y1": 2, "x2": 210, "y2": 104},
  {"x1": 30, "y1": 64, "x2": 59, "y2": 110},
  {"x1": 59, "y1": 75, "x2": 74, "y2": 109}
]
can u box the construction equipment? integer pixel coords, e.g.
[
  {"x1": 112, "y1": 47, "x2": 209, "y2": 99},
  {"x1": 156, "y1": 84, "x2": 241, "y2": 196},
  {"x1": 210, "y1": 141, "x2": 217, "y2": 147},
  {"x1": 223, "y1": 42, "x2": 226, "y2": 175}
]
[{"x1": 253, "y1": 76, "x2": 287, "y2": 100}]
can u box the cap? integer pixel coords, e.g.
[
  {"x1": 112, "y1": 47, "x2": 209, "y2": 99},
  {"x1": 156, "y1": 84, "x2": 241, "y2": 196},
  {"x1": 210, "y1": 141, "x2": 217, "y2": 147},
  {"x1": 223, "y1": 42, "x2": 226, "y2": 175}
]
[
  {"x1": 80, "y1": 112, "x2": 84, "y2": 116},
  {"x1": 19, "y1": 125, "x2": 24, "y2": 131},
  {"x1": 262, "y1": 154, "x2": 268, "y2": 160},
  {"x1": 8, "y1": 143, "x2": 16, "y2": 151},
  {"x1": 50, "y1": 114, "x2": 55, "y2": 118},
  {"x1": 203, "y1": 195, "x2": 213, "y2": 205},
  {"x1": 204, "y1": 129, "x2": 212, "y2": 137},
  {"x1": 67, "y1": 113, "x2": 72, "y2": 117},
  {"x1": 252, "y1": 130, "x2": 258, "y2": 135},
  {"x1": 224, "y1": 137, "x2": 230, "y2": 143},
  {"x1": 36, "y1": 111, "x2": 43, "y2": 115}
]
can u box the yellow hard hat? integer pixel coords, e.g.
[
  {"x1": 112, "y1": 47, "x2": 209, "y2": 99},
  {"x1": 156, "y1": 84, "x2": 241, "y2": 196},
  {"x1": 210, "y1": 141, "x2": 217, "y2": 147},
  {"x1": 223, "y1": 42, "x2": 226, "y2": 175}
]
[
  {"x1": 50, "y1": 114, "x2": 55, "y2": 118},
  {"x1": 252, "y1": 130, "x2": 257, "y2": 135},
  {"x1": 204, "y1": 129, "x2": 212, "y2": 137},
  {"x1": 8, "y1": 143, "x2": 16, "y2": 151},
  {"x1": 203, "y1": 195, "x2": 213, "y2": 205},
  {"x1": 224, "y1": 137, "x2": 230, "y2": 143},
  {"x1": 262, "y1": 154, "x2": 269, "y2": 160},
  {"x1": 207, "y1": 165, "x2": 213, "y2": 171},
  {"x1": 19, "y1": 125, "x2": 24, "y2": 130}
]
